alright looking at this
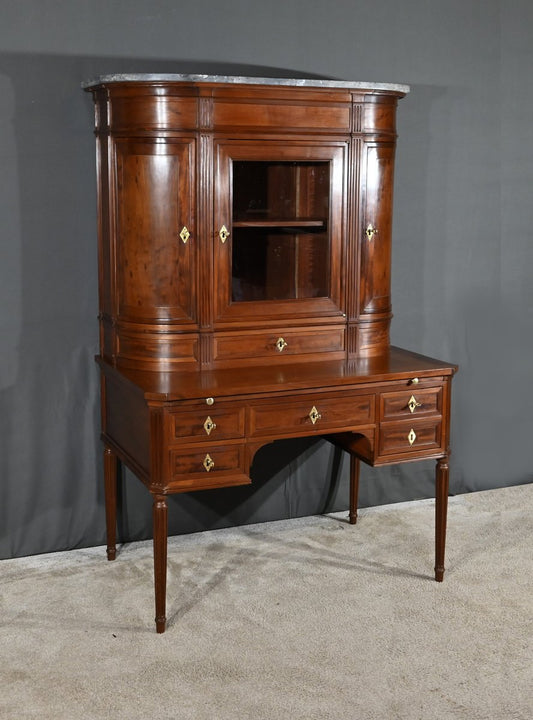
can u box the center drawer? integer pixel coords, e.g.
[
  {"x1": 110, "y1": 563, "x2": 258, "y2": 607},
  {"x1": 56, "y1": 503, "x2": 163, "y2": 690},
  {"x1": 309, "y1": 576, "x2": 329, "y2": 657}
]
[
  {"x1": 249, "y1": 391, "x2": 375, "y2": 438},
  {"x1": 213, "y1": 326, "x2": 345, "y2": 366}
]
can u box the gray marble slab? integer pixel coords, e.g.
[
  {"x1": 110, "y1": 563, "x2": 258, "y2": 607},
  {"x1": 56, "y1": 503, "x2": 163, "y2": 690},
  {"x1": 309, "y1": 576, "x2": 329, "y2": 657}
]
[{"x1": 81, "y1": 73, "x2": 409, "y2": 93}]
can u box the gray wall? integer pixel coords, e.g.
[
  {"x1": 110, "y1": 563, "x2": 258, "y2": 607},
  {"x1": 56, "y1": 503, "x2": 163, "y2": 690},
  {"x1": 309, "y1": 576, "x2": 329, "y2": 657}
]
[{"x1": 1, "y1": 0, "x2": 532, "y2": 559}]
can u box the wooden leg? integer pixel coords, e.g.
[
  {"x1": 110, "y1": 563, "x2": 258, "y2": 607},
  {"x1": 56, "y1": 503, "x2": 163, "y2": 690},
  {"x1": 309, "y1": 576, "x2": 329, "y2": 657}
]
[
  {"x1": 435, "y1": 455, "x2": 449, "y2": 582},
  {"x1": 103, "y1": 447, "x2": 118, "y2": 561},
  {"x1": 153, "y1": 494, "x2": 168, "y2": 633},
  {"x1": 349, "y1": 455, "x2": 360, "y2": 525}
]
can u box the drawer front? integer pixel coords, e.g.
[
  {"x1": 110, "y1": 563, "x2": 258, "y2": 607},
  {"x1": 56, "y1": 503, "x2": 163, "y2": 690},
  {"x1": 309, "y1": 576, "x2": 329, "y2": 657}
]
[
  {"x1": 249, "y1": 392, "x2": 375, "y2": 438},
  {"x1": 168, "y1": 443, "x2": 251, "y2": 492},
  {"x1": 212, "y1": 100, "x2": 351, "y2": 133},
  {"x1": 380, "y1": 387, "x2": 442, "y2": 420},
  {"x1": 168, "y1": 406, "x2": 246, "y2": 444},
  {"x1": 214, "y1": 327, "x2": 345, "y2": 365},
  {"x1": 171, "y1": 444, "x2": 244, "y2": 476},
  {"x1": 110, "y1": 95, "x2": 198, "y2": 131},
  {"x1": 378, "y1": 420, "x2": 442, "y2": 457},
  {"x1": 362, "y1": 102, "x2": 397, "y2": 133},
  {"x1": 117, "y1": 329, "x2": 199, "y2": 369}
]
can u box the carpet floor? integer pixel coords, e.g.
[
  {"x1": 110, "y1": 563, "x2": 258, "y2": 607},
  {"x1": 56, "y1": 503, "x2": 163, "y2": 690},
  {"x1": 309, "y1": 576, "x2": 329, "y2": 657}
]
[{"x1": 1, "y1": 484, "x2": 532, "y2": 719}]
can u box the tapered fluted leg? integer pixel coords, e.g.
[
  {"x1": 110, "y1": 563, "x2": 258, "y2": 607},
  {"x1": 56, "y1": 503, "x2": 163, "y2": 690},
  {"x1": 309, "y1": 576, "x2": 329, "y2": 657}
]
[
  {"x1": 153, "y1": 494, "x2": 168, "y2": 633},
  {"x1": 103, "y1": 447, "x2": 118, "y2": 561},
  {"x1": 349, "y1": 455, "x2": 360, "y2": 525},
  {"x1": 435, "y1": 455, "x2": 449, "y2": 582}
]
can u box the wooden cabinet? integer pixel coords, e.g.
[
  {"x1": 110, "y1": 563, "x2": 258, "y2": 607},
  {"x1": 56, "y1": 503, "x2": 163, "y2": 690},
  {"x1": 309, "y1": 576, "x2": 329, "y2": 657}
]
[
  {"x1": 85, "y1": 75, "x2": 457, "y2": 633},
  {"x1": 89, "y1": 77, "x2": 405, "y2": 370}
]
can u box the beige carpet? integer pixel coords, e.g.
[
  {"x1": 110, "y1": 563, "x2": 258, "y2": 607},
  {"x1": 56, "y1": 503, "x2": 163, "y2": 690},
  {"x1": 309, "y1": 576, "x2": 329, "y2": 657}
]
[{"x1": 1, "y1": 484, "x2": 532, "y2": 719}]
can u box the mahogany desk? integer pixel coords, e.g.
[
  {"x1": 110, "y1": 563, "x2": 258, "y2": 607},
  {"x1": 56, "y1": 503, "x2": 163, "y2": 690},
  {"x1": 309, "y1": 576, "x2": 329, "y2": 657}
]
[
  {"x1": 100, "y1": 347, "x2": 456, "y2": 633},
  {"x1": 84, "y1": 75, "x2": 457, "y2": 632}
]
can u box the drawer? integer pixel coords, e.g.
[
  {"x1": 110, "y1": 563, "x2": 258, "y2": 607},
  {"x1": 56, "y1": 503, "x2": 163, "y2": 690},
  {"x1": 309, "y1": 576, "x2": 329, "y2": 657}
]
[
  {"x1": 249, "y1": 392, "x2": 375, "y2": 438},
  {"x1": 378, "y1": 419, "x2": 442, "y2": 457},
  {"x1": 167, "y1": 406, "x2": 246, "y2": 444},
  {"x1": 380, "y1": 387, "x2": 442, "y2": 420},
  {"x1": 117, "y1": 329, "x2": 199, "y2": 370},
  {"x1": 213, "y1": 100, "x2": 351, "y2": 133},
  {"x1": 362, "y1": 102, "x2": 397, "y2": 133},
  {"x1": 169, "y1": 443, "x2": 250, "y2": 492},
  {"x1": 213, "y1": 326, "x2": 345, "y2": 365},
  {"x1": 110, "y1": 95, "x2": 198, "y2": 131}
]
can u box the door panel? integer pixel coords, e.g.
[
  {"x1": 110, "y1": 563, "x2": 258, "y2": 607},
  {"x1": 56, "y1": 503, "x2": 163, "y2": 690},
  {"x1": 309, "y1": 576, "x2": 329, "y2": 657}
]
[
  {"x1": 360, "y1": 142, "x2": 395, "y2": 315},
  {"x1": 115, "y1": 138, "x2": 196, "y2": 323},
  {"x1": 213, "y1": 140, "x2": 347, "y2": 325}
]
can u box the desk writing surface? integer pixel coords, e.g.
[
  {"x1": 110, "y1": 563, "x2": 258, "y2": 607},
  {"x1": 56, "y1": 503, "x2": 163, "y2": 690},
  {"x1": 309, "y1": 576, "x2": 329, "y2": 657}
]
[{"x1": 99, "y1": 347, "x2": 457, "y2": 402}]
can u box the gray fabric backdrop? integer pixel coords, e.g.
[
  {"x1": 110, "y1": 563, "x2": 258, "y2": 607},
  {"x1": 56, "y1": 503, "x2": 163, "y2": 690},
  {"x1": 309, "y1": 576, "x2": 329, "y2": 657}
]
[{"x1": 1, "y1": 0, "x2": 532, "y2": 559}]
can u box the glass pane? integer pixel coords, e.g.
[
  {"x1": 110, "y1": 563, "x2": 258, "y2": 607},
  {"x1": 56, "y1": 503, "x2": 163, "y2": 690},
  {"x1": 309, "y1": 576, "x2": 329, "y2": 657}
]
[{"x1": 231, "y1": 161, "x2": 330, "y2": 302}]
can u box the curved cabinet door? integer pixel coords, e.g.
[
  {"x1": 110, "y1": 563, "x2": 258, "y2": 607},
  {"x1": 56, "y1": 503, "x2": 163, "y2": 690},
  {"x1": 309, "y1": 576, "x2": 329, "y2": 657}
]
[
  {"x1": 114, "y1": 138, "x2": 196, "y2": 324},
  {"x1": 359, "y1": 141, "x2": 395, "y2": 317}
]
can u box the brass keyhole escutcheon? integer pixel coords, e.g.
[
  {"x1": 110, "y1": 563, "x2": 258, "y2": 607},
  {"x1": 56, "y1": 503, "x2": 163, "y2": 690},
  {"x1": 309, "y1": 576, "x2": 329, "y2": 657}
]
[
  {"x1": 276, "y1": 337, "x2": 288, "y2": 352},
  {"x1": 203, "y1": 454, "x2": 214, "y2": 472},
  {"x1": 408, "y1": 428, "x2": 417, "y2": 446},
  {"x1": 309, "y1": 406, "x2": 322, "y2": 425},
  {"x1": 366, "y1": 224, "x2": 378, "y2": 241},
  {"x1": 179, "y1": 226, "x2": 190, "y2": 244},
  {"x1": 219, "y1": 225, "x2": 230, "y2": 243},
  {"x1": 203, "y1": 416, "x2": 216, "y2": 435},
  {"x1": 407, "y1": 395, "x2": 422, "y2": 413}
]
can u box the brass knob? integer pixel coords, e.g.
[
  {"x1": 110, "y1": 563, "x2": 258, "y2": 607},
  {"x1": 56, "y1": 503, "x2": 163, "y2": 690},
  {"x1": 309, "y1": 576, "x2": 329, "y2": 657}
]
[
  {"x1": 219, "y1": 225, "x2": 230, "y2": 243},
  {"x1": 410, "y1": 377, "x2": 420, "y2": 385},
  {"x1": 206, "y1": 397, "x2": 215, "y2": 406},
  {"x1": 407, "y1": 395, "x2": 422, "y2": 413},
  {"x1": 276, "y1": 337, "x2": 288, "y2": 352},
  {"x1": 203, "y1": 454, "x2": 215, "y2": 472},
  {"x1": 309, "y1": 406, "x2": 322, "y2": 425},
  {"x1": 365, "y1": 224, "x2": 378, "y2": 241},
  {"x1": 203, "y1": 416, "x2": 217, "y2": 435}
]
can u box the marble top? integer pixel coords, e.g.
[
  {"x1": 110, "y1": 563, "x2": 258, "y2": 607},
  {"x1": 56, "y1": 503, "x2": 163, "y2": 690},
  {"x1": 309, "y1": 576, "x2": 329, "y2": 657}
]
[{"x1": 81, "y1": 73, "x2": 409, "y2": 93}]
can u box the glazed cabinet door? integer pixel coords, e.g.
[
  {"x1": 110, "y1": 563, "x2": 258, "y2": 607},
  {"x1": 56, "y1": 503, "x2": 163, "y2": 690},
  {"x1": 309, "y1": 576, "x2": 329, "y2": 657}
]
[
  {"x1": 114, "y1": 138, "x2": 196, "y2": 324},
  {"x1": 213, "y1": 140, "x2": 347, "y2": 327}
]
